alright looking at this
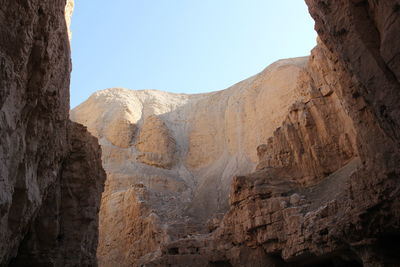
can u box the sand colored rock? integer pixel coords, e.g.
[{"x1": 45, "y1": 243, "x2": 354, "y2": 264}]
[
  {"x1": 72, "y1": 16, "x2": 400, "y2": 262},
  {"x1": 142, "y1": 44, "x2": 363, "y2": 266},
  {"x1": 136, "y1": 115, "x2": 177, "y2": 169},
  {"x1": 66, "y1": 0, "x2": 400, "y2": 266},
  {"x1": 65, "y1": 0, "x2": 74, "y2": 40},
  {"x1": 105, "y1": 117, "x2": 136, "y2": 148},
  {"x1": 97, "y1": 185, "x2": 163, "y2": 266},
  {"x1": 138, "y1": 1, "x2": 400, "y2": 266},
  {"x1": 71, "y1": 57, "x2": 309, "y2": 265},
  {"x1": 256, "y1": 48, "x2": 357, "y2": 186}
]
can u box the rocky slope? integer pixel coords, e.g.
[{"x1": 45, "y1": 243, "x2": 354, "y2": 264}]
[
  {"x1": 139, "y1": 42, "x2": 364, "y2": 267},
  {"x1": 143, "y1": 1, "x2": 400, "y2": 266},
  {"x1": 0, "y1": 0, "x2": 105, "y2": 266},
  {"x1": 71, "y1": 57, "x2": 309, "y2": 265},
  {"x1": 72, "y1": 0, "x2": 400, "y2": 266}
]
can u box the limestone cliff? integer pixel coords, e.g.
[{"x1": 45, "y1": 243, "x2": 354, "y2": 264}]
[
  {"x1": 0, "y1": 0, "x2": 105, "y2": 266},
  {"x1": 141, "y1": 1, "x2": 400, "y2": 266},
  {"x1": 71, "y1": 0, "x2": 400, "y2": 266},
  {"x1": 140, "y1": 43, "x2": 364, "y2": 267},
  {"x1": 71, "y1": 57, "x2": 309, "y2": 265}
]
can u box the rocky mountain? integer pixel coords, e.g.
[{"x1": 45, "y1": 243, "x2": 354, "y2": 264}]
[{"x1": 71, "y1": 1, "x2": 400, "y2": 266}]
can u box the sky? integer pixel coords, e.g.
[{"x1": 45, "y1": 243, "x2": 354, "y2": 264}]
[{"x1": 70, "y1": 0, "x2": 317, "y2": 108}]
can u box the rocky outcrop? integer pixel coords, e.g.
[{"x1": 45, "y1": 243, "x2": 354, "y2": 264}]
[
  {"x1": 140, "y1": 1, "x2": 400, "y2": 266},
  {"x1": 256, "y1": 53, "x2": 357, "y2": 186},
  {"x1": 69, "y1": 0, "x2": 400, "y2": 266},
  {"x1": 136, "y1": 115, "x2": 177, "y2": 169},
  {"x1": 141, "y1": 43, "x2": 363, "y2": 266},
  {"x1": 9, "y1": 122, "x2": 105, "y2": 267},
  {"x1": 65, "y1": 0, "x2": 74, "y2": 40},
  {"x1": 303, "y1": 1, "x2": 400, "y2": 264},
  {"x1": 97, "y1": 184, "x2": 164, "y2": 266},
  {"x1": 0, "y1": 0, "x2": 105, "y2": 266},
  {"x1": 8, "y1": 0, "x2": 399, "y2": 266},
  {"x1": 71, "y1": 57, "x2": 309, "y2": 265}
]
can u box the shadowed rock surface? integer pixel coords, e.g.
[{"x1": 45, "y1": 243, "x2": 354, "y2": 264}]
[{"x1": 0, "y1": 0, "x2": 105, "y2": 266}]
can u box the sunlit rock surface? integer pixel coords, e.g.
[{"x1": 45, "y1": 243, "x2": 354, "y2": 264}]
[
  {"x1": 71, "y1": 57, "x2": 309, "y2": 265},
  {"x1": 72, "y1": 1, "x2": 400, "y2": 266}
]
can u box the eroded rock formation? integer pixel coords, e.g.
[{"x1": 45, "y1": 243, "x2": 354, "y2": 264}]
[
  {"x1": 71, "y1": 57, "x2": 309, "y2": 265},
  {"x1": 72, "y1": 0, "x2": 400, "y2": 266},
  {"x1": 9, "y1": 122, "x2": 105, "y2": 267},
  {"x1": 0, "y1": 0, "x2": 105, "y2": 266},
  {"x1": 136, "y1": 115, "x2": 177, "y2": 169},
  {"x1": 142, "y1": 1, "x2": 400, "y2": 266}
]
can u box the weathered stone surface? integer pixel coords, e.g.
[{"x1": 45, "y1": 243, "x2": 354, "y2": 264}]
[
  {"x1": 256, "y1": 69, "x2": 357, "y2": 185},
  {"x1": 71, "y1": 58, "x2": 309, "y2": 265},
  {"x1": 0, "y1": 0, "x2": 71, "y2": 264},
  {"x1": 0, "y1": 0, "x2": 105, "y2": 266},
  {"x1": 9, "y1": 122, "x2": 106, "y2": 267},
  {"x1": 140, "y1": 1, "x2": 400, "y2": 266},
  {"x1": 97, "y1": 185, "x2": 163, "y2": 267},
  {"x1": 65, "y1": 0, "x2": 74, "y2": 40},
  {"x1": 69, "y1": 1, "x2": 400, "y2": 266},
  {"x1": 142, "y1": 44, "x2": 365, "y2": 265},
  {"x1": 136, "y1": 115, "x2": 177, "y2": 169}
]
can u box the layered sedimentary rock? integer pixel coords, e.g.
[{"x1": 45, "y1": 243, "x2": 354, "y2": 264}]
[
  {"x1": 71, "y1": 57, "x2": 309, "y2": 265},
  {"x1": 142, "y1": 43, "x2": 363, "y2": 267},
  {"x1": 71, "y1": 1, "x2": 400, "y2": 266},
  {"x1": 0, "y1": 0, "x2": 105, "y2": 266},
  {"x1": 140, "y1": 1, "x2": 400, "y2": 266}
]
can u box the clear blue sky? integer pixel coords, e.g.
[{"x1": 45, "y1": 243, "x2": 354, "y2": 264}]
[{"x1": 70, "y1": 0, "x2": 317, "y2": 108}]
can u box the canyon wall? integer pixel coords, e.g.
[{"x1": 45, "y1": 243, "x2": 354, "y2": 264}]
[
  {"x1": 71, "y1": 0, "x2": 400, "y2": 266},
  {"x1": 142, "y1": 41, "x2": 364, "y2": 267},
  {"x1": 143, "y1": 1, "x2": 400, "y2": 266},
  {"x1": 0, "y1": 0, "x2": 105, "y2": 266},
  {"x1": 71, "y1": 57, "x2": 310, "y2": 265}
]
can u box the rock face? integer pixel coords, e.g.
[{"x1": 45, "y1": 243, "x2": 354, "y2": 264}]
[
  {"x1": 9, "y1": 122, "x2": 105, "y2": 267},
  {"x1": 65, "y1": 0, "x2": 74, "y2": 40},
  {"x1": 7, "y1": 0, "x2": 398, "y2": 266},
  {"x1": 136, "y1": 115, "x2": 177, "y2": 169},
  {"x1": 142, "y1": 43, "x2": 364, "y2": 267},
  {"x1": 71, "y1": 57, "x2": 309, "y2": 265},
  {"x1": 141, "y1": 1, "x2": 400, "y2": 266},
  {"x1": 0, "y1": 0, "x2": 105, "y2": 266},
  {"x1": 72, "y1": 1, "x2": 400, "y2": 266}
]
